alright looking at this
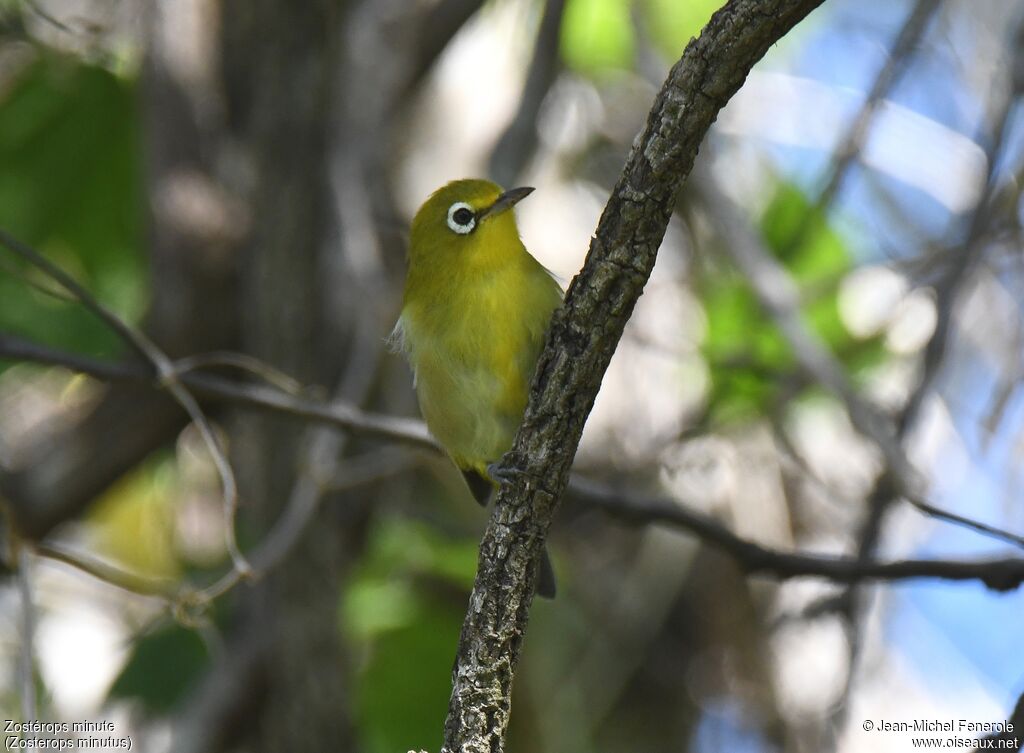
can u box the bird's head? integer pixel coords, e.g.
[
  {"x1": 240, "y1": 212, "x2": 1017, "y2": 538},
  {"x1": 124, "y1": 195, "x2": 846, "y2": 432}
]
[{"x1": 408, "y1": 179, "x2": 533, "y2": 268}]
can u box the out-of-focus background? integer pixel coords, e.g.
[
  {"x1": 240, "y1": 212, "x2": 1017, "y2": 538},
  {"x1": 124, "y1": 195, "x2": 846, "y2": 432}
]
[{"x1": 0, "y1": 0, "x2": 1022, "y2": 751}]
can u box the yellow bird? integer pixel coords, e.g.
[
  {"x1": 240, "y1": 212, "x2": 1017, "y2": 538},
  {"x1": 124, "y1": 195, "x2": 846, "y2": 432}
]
[{"x1": 392, "y1": 179, "x2": 562, "y2": 597}]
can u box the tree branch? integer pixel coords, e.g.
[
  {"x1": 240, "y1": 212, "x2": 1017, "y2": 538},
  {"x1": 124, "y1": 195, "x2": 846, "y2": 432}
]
[
  {"x1": 442, "y1": 1, "x2": 831, "y2": 750},
  {"x1": 568, "y1": 479, "x2": 1024, "y2": 592},
  {"x1": 782, "y1": 0, "x2": 940, "y2": 254},
  {"x1": 0, "y1": 228, "x2": 250, "y2": 576},
  {"x1": 488, "y1": 0, "x2": 567, "y2": 186},
  {"x1": 8, "y1": 330, "x2": 1023, "y2": 562},
  {"x1": 690, "y1": 171, "x2": 1024, "y2": 552},
  {"x1": 0, "y1": 333, "x2": 435, "y2": 455}
]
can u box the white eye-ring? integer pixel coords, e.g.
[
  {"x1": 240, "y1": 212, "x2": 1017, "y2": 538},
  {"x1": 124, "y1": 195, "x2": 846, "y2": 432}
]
[{"x1": 447, "y1": 202, "x2": 476, "y2": 234}]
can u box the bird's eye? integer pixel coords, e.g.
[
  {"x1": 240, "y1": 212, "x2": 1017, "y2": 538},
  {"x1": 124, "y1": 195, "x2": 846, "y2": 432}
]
[{"x1": 447, "y1": 202, "x2": 476, "y2": 234}]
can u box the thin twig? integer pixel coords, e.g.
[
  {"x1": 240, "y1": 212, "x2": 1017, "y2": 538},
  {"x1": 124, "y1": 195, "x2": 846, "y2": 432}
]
[
  {"x1": 33, "y1": 544, "x2": 224, "y2": 630},
  {"x1": 166, "y1": 384, "x2": 249, "y2": 575},
  {"x1": 693, "y1": 171, "x2": 924, "y2": 497},
  {"x1": 693, "y1": 174, "x2": 1024, "y2": 554},
  {"x1": 849, "y1": 15, "x2": 1024, "y2": 581},
  {"x1": 25, "y1": 472, "x2": 1024, "y2": 625},
  {"x1": 834, "y1": 13, "x2": 1024, "y2": 733},
  {"x1": 569, "y1": 478, "x2": 1024, "y2": 591},
  {"x1": 192, "y1": 430, "x2": 347, "y2": 604},
  {"x1": 0, "y1": 255, "x2": 78, "y2": 304},
  {"x1": 488, "y1": 0, "x2": 567, "y2": 186},
  {"x1": 781, "y1": 0, "x2": 941, "y2": 255},
  {"x1": 34, "y1": 543, "x2": 182, "y2": 600},
  {"x1": 0, "y1": 333, "x2": 436, "y2": 451},
  {"x1": 24, "y1": 0, "x2": 77, "y2": 35},
  {"x1": 906, "y1": 497, "x2": 1024, "y2": 549},
  {"x1": 0, "y1": 229, "x2": 251, "y2": 577},
  {"x1": 322, "y1": 447, "x2": 419, "y2": 493},
  {"x1": 8, "y1": 331, "x2": 1024, "y2": 555},
  {"x1": 172, "y1": 351, "x2": 305, "y2": 396}
]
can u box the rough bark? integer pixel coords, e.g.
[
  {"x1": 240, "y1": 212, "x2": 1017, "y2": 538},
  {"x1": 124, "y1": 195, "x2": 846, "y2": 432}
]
[{"x1": 442, "y1": 1, "x2": 830, "y2": 750}]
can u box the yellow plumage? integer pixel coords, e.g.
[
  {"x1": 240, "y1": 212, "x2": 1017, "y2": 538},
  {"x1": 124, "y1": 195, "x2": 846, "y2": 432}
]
[
  {"x1": 395, "y1": 179, "x2": 561, "y2": 480},
  {"x1": 392, "y1": 178, "x2": 562, "y2": 595}
]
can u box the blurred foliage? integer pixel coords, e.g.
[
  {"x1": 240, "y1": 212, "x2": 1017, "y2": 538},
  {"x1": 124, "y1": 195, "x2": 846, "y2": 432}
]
[
  {"x1": 109, "y1": 621, "x2": 210, "y2": 715},
  {"x1": 562, "y1": 0, "x2": 634, "y2": 74},
  {"x1": 562, "y1": 0, "x2": 718, "y2": 75},
  {"x1": 644, "y1": 0, "x2": 718, "y2": 57},
  {"x1": 99, "y1": 453, "x2": 216, "y2": 715},
  {"x1": 343, "y1": 519, "x2": 478, "y2": 753},
  {"x1": 0, "y1": 51, "x2": 143, "y2": 360},
  {"x1": 3, "y1": 1, "x2": 999, "y2": 749},
  {"x1": 88, "y1": 453, "x2": 182, "y2": 580},
  {"x1": 701, "y1": 182, "x2": 886, "y2": 422}
]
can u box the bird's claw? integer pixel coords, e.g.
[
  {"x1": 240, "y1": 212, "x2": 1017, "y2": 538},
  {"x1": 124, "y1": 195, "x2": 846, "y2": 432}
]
[{"x1": 487, "y1": 455, "x2": 526, "y2": 486}]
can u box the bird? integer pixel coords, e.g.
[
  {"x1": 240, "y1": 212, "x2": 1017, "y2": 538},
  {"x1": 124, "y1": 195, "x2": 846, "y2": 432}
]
[{"x1": 391, "y1": 178, "x2": 562, "y2": 598}]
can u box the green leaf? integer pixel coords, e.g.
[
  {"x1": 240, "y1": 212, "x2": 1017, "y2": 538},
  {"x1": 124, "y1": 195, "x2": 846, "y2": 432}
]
[
  {"x1": 642, "y1": 0, "x2": 718, "y2": 57},
  {"x1": 108, "y1": 623, "x2": 209, "y2": 714},
  {"x1": 343, "y1": 519, "x2": 475, "y2": 753},
  {"x1": 0, "y1": 52, "x2": 143, "y2": 360},
  {"x1": 352, "y1": 602, "x2": 461, "y2": 753},
  {"x1": 343, "y1": 519, "x2": 477, "y2": 632},
  {"x1": 700, "y1": 181, "x2": 886, "y2": 422}
]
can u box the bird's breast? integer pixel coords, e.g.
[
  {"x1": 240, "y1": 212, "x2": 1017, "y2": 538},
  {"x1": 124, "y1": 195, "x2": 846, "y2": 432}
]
[{"x1": 399, "y1": 267, "x2": 550, "y2": 467}]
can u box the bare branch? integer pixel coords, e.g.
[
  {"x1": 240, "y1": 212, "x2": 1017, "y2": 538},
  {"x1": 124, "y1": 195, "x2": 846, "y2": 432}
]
[
  {"x1": 692, "y1": 171, "x2": 923, "y2": 498},
  {"x1": 851, "y1": 18, "x2": 1024, "y2": 577},
  {"x1": 905, "y1": 497, "x2": 1024, "y2": 550},
  {"x1": 692, "y1": 173, "x2": 1024, "y2": 553},
  {"x1": 0, "y1": 254, "x2": 78, "y2": 304},
  {"x1": 488, "y1": 0, "x2": 567, "y2": 186},
  {"x1": 0, "y1": 229, "x2": 251, "y2": 577},
  {"x1": 569, "y1": 478, "x2": 1024, "y2": 592},
  {"x1": 8, "y1": 331, "x2": 1023, "y2": 559},
  {"x1": 171, "y1": 351, "x2": 305, "y2": 396},
  {"x1": 34, "y1": 543, "x2": 181, "y2": 601},
  {"x1": 0, "y1": 333, "x2": 436, "y2": 454},
  {"x1": 834, "y1": 15, "x2": 1024, "y2": 733},
  {"x1": 24, "y1": 0, "x2": 78, "y2": 36},
  {"x1": 783, "y1": 0, "x2": 941, "y2": 254},
  {"x1": 442, "y1": 1, "x2": 831, "y2": 750}
]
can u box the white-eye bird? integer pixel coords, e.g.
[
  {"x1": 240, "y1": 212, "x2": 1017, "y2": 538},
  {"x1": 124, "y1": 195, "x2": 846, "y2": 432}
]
[{"x1": 391, "y1": 179, "x2": 562, "y2": 597}]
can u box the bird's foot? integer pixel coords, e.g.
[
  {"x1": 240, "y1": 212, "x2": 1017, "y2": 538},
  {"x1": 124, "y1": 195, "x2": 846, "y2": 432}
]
[{"x1": 486, "y1": 453, "x2": 527, "y2": 486}]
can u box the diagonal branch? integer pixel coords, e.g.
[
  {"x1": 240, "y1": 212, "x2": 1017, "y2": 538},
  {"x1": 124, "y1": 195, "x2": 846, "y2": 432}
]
[
  {"x1": 691, "y1": 172, "x2": 1024, "y2": 552},
  {"x1": 692, "y1": 171, "x2": 923, "y2": 497},
  {"x1": 782, "y1": 0, "x2": 941, "y2": 255},
  {"x1": 442, "y1": 1, "x2": 831, "y2": 750}
]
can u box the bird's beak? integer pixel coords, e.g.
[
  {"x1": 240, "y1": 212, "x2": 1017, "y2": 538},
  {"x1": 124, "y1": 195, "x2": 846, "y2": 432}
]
[{"x1": 479, "y1": 186, "x2": 534, "y2": 220}]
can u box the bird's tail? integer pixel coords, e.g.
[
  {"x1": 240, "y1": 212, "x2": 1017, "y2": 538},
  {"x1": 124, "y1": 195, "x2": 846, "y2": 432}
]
[
  {"x1": 460, "y1": 468, "x2": 558, "y2": 599},
  {"x1": 461, "y1": 468, "x2": 494, "y2": 506}
]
